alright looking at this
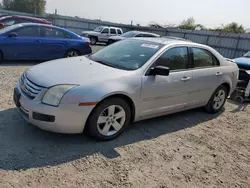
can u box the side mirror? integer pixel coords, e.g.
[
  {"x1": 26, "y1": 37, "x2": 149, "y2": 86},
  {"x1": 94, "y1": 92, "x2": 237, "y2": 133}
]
[
  {"x1": 150, "y1": 66, "x2": 170, "y2": 76},
  {"x1": 8, "y1": 32, "x2": 17, "y2": 38}
]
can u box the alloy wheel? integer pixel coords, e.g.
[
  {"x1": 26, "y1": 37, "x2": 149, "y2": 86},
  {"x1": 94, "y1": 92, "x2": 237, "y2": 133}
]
[{"x1": 97, "y1": 105, "x2": 126, "y2": 136}]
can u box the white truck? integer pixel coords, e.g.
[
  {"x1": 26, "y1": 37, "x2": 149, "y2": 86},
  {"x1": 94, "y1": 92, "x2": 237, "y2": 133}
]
[{"x1": 81, "y1": 26, "x2": 123, "y2": 45}]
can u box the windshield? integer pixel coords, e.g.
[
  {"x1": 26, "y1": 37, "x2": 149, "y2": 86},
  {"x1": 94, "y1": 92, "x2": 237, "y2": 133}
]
[
  {"x1": 243, "y1": 51, "x2": 250, "y2": 58},
  {"x1": 90, "y1": 39, "x2": 163, "y2": 70},
  {"x1": 94, "y1": 26, "x2": 103, "y2": 33},
  {"x1": 0, "y1": 24, "x2": 21, "y2": 34},
  {"x1": 121, "y1": 31, "x2": 138, "y2": 38}
]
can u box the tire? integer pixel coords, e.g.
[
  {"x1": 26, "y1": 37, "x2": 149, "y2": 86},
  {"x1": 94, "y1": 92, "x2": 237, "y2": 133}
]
[
  {"x1": 204, "y1": 85, "x2": 229, "y2": 114},
  {"x1": 65, "y1": 49, "x2": 80, "y2": 58},
  {"x1": 89, "y1": 37, "x2": 97, "y2": 45},
  {"x1": 0, "y1": 50, "x2": 3, "y2": 63},
  {"x1": 87, "y1": 97, "x2": 131, "y2": 141}
]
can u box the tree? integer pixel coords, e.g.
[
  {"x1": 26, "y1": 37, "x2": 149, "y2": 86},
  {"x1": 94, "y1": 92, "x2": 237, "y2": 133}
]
[
  {"x1": 2, "y1": 0, "x2": 46, "y2": 15},
  {"x1": 211, "y1": 22, "x2": 245, "y2": 33},
  {"x1": 179, "y1": 17, "x2": 196, "y2": 30},
  {"x1": 222, "y1": 22, "x2": 245, "y2": 33}
]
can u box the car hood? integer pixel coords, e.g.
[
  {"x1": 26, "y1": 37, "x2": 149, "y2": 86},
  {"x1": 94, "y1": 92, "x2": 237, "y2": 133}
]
[
  {"x1": 25, "y1": 56, "x2": 130, "y2": 88},
  {"x1": 234, "y1": 57, "x2": 250, "y2": 66},
  {"x1": 82, "y1": 31, "x2": 99, "y2": 35},
  {"x1": 109, "y1": 36, "x2": 126, "y2": 41}
]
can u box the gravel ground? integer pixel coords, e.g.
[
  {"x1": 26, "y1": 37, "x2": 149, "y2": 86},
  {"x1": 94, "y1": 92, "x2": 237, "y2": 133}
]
[{"x1": 0, "y1": 46, "x2": 249, "y2": 188}]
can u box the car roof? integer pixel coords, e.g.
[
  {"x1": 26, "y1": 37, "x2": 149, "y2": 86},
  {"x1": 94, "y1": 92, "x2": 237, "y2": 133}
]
[
  {"x1": 133, "y1": 30, "x2": 160, "y2": 36},
  {"x1": 100, "y1": 26, "x2": 122, "y2": 29},
  {"x1": 132, "y1": 37, "x2": 195, "y2": 45},
  {"x1": 8, "y1": 23, "x2": 77, "y2": 35},
  {"x1": 0, "y1": 15, "x2": 51, "y2": 24}
]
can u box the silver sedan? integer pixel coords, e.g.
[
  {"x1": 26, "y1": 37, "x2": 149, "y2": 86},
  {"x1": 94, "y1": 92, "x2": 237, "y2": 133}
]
[{"x1": 14, "y1": 38, "x2": 239, "y2": 140}]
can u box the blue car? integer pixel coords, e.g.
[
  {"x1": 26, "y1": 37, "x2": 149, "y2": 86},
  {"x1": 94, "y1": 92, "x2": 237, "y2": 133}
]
[
  {"x1": 234, "y1": 51, "x2": 250, "y2": 81},
  {"x1": 0, "y1": 23, "x2": 92, "y2": 62}
]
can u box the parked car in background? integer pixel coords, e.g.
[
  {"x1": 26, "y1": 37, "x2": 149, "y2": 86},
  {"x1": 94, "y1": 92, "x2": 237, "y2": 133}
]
[
  {"x1": 233, "y1": 51, "x2": 250, "y2": 81},
  {"x1": 0, "y1": 15, "x2": 52, "y2": 29},
  {"x1": 0, "y1": 23, "x2": 91, "y2": 62},
  {"x1": 14, "y1": 38, "x2": 238, "y2": 140},
  {"x1": 81, "y1": 26, "x2": 123, "y2": 45},
  {"x1": 108, "y1": 30, "x2": 160, "y2": 44}
]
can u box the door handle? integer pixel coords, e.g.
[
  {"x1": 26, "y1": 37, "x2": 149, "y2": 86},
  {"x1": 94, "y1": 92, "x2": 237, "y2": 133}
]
[
  {"x1": 216, "y1": 72, "x2": 223, "y2": 76},
  {"x1": 181, "y1": 76, "x2": 191, "y2": 82},
  {"x1": 35, "y1": 40, "x2": 41, "y2": 44}
]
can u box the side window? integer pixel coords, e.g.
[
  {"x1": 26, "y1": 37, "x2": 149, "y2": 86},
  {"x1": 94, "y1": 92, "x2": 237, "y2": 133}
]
[
  {"x1": 15, "y1": 26, "x2": 41, "y2": 37},
  {"x1": 117, "y1": 29, "x2": 122, "y2": 34},
  {"x1": 144, "y1": 34, "x2": 156, "y2": 37},
  {"x1": 110, "y1": 28, "x2": 116, "y2": 34},
  {"x1": 18, "y1": 18, "x2": 35, "y2": 24},
  {"x1": 192, "y1": 47, "x2": 219, "y2": 68},
  {"x1": 135, "y1": 33, "x2": 143, "y2": 37},
  {"x1": 154, "y1": 47, "x2": 188, "y2": 71},
  {"x1": 101, "y1": 28, "x2": 109, "y2": 34},
  {"x1": 44, "y1": 27, "x2": 71, "y2": 39},
  {"x1": 3, "y1": 18, "x2": 17, "y2": 26}
]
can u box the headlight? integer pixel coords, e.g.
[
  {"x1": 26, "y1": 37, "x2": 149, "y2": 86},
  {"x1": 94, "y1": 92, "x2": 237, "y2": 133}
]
[{"x1": 42, "y1": 85, "x2": 77, "y2": 107}]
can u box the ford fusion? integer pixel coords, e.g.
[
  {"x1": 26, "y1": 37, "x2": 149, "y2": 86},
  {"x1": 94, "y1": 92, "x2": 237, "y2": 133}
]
[{"x1": 14, "y1": 38, "x2": 239, "y2": 140}]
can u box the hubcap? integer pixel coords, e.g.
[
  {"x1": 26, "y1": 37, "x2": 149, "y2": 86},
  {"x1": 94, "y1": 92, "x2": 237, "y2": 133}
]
[
  {"x1": 67, "y1": 51, "x2": 78, "y2": 58},
  {"x1": 97, "y1": 105, "x2": 126, "y2": 136},
  {"x1": 90, "y1": 38, "x2": 96, "y2": 44},
  {"x1": 213, "y1": 89, "x2": 226, "y2": 110}
]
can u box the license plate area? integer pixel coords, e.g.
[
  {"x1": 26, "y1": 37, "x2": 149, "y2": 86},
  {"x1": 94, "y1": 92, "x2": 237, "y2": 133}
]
[{"x1": 13, "y1": 88, "x2": 21, "y2": 107}]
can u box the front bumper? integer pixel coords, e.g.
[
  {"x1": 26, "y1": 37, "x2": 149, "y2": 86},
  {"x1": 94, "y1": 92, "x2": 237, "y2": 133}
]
[{"x1": 14, "y1": 82, "x2": 95, "y2": 134}]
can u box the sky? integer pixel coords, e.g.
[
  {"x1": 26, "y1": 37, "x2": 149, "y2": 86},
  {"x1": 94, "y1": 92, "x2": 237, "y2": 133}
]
[{"x1": 45, "y1": 0, "x2": 250, "y2": 28}]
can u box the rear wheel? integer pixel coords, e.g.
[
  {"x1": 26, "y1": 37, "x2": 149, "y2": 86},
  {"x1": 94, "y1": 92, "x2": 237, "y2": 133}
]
[
  {"x1": 65, "y1": 50, "x2": 80, "y2": 58},
  {"x1": 87, "y1": 98, "x2": 131, "y2": 141},
  {"x1": 204, "y1": 85, "x2": 229, "y2": 113}
]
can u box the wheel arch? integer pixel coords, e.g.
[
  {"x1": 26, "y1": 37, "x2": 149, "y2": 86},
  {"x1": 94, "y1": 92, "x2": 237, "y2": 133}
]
[{"x1": 86, "y1": 93, "x2": 136, "y2": 127}]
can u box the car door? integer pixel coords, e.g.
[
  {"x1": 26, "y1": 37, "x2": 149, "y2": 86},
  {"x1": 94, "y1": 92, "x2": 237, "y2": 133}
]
[
  {"x1": 188, "y1": 47, "x2": 221, "y2": 106},
  {"x1": 99, "y1": 28, "x2": 109, "y2": 42},
  {"x1": 140, "y1": 46, "x2": 194, "y2": 118},
  {"x1": 3, "y1": 25, "x2": 42, "y2": 60},
  {"x1": 39, "y1": 26, "x2": 70, "y2": 60}
]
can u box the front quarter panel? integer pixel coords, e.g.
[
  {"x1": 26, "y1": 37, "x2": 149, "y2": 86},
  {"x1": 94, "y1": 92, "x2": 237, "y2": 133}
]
[{"x1": 60, "y1": 73, "x2": 142, "y2": 119}]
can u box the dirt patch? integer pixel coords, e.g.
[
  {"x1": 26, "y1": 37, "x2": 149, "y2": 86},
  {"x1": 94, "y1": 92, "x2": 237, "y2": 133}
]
[{"x1": 0, "y1": 63, "x2": 249, "y2": 188}]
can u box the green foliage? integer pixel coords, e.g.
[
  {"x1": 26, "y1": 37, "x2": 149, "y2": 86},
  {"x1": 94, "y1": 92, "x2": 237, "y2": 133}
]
[
  {"x1": 177, "y1": 17, "x2": 245, "y2": 33},
  {"x1": 212, "y1": 22, "x2": 245, "y2": 33},
  {"x1": 179, "y1": 17, "x2": 196, "y2": 30},
  {"x1": 2, "y1": 0, "x2": 46, "y2": 15}
]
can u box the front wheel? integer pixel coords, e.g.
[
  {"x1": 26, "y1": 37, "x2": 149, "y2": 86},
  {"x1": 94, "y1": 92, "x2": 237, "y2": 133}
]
[
  {"x1": 204, "y1": 85, "x2": 229, "y2": 114},
  {"x1": 89, "y1": 37, "x2": 97, "y2": 45},
  {"x1": 87, "y1": 98, "x2": 131, "y2": 141}
]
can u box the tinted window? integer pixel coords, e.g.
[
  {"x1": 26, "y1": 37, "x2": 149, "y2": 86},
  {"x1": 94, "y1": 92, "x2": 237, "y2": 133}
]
[
  {"x1": 110, "y1": 28, "x2": 116, "y2": 34},
  {"x1": 122, "y1": 31, "x2": 137, "y2": 37},
  {"x1": 192, "y1": 48, "x2": 219, "y2": 67},
  {"x1": 143, "y1": 34, "x2": 157, "y2": 37},
  {"x1": 15, "y1": 26, "x2": 41, "y2": 37},
  {"x1": 18, "y1": 18, "x2": 35, "y2": 23},
  {"x1": 155, "y1": 47, "x2": 188, "y2": 71},
  {"x1": 102, "y1": 28, "x2": 109, "y2": 34},
  {"x1": 90, "y1": 40, "x2": 163, "y2": 70},
  {"x1": 44, "y1": 27, "x2": 71, "y2": 38},
  {"x1": 117, "y1": 29, "x2": 122, "y2": 34},
  {"x1": 135, "y1": 34, "x2": 144, "y2": 37}
]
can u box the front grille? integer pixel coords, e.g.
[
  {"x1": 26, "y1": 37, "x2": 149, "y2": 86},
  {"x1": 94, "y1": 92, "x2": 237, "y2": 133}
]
[{"x1": 19, "y1": 74, "x2": 45, "y2": 99}]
